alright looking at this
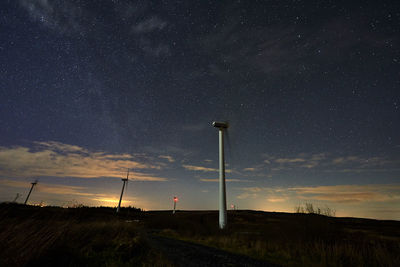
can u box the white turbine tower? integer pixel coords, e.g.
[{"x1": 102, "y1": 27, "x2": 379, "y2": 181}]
[
  {"x1": 212, "y1": 121, "x2": 229, "y2": 229},
  {"x1": 24, "y1": 180, "x2": 38, "y2": 205},
  {"x1": 116, "y1": 169, "x2": 129, "y2": 213}
]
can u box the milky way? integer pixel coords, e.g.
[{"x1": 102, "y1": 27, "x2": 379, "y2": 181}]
[{"x1": 0, "y1": 1, "x2": 399, "y2": 219}]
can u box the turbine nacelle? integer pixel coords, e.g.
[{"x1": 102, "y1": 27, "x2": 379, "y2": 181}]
[{"x1": 212, "y1": 121, "x2": 229, "y2": 129}]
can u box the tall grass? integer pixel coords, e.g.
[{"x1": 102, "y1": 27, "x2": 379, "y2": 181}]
[
  {"x1": 0, "y1": 203, "x2": 172, "y2": 266},
  {"x1": 295, "y1": 202, "x2": 336, "y2": 217},
  {"x1": 151, "y1": 210, "x2": 400, "y2": 266},
  {"x1": 1, "y1": 204, "x2": 399, "y2": 266}
]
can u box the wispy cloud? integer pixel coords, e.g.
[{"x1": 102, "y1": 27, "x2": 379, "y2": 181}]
[
  {"x1": 199, "y1": 9, "x2": 397, "y2": 77},
  {"x1": 261, "y1": 153, "x2": 399, "y2": 173},
  {"x1": 0, "y1": 179, "x2": 89, "y2": 196},
  {"x1": 183, "y1": 164, "x2": 232, "y2": 173},
  {"x1": 0, "y1": 179, "x2": 140, "y2": 207},
  {"x1": 243, "y1": 167, "x2": 256, "y2": 172},
  {"x1": 158, "y1": 155, "x2": 175, "y2": 163},
  {"x1": 264, "y1": 196, "x2": 288, "y2": 203},
  {"x1": 332, "y1": 156, "x2": 363, "y2": 165},
  {"x1": 183, "y1": 165, "x2": 218, "y2": 172},
  {"x1": 199, "y1": 178, "x2": 242, "y2": 182},
  {"x1": 131, "y1": 16, "x2": 167, "y2": 34},
  {"x1": 269, "y1": 153, "x2": 326, "y2": 169},
  {"x1": 19, "y1": 0, "x2": 87, "y2": 35},
  {"x1": 130, "y1": 16, "x2": 170, "y2": 57},
  {"x1": 236, "y1": 187, "x2": 262, "y2": 199},
  {"x1": 139, "y1": 38, "x2": 170, "y2": 57},
  {"x1": 275, "y1": 158, "x2": 306, "y2": 163},
  {"x1": 290, "y1": 184, "x2": 400, "y2": 203},
  {"x1": 0, "y1": 142, "x2": 167, "y2": 181},
  {"x1": 236, "y1": 184, "x2": 400, "y2": 204}
]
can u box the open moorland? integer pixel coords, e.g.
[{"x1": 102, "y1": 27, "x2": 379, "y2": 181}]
[{"x1": 0, "y1": 203, "x2": 399, "y2": 266}]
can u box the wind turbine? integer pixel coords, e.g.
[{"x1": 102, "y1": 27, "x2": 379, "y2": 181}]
[
  {"x1": 24, "y1": 180, "x2": 38, "y2": 205},
  {"x1": 13, "y1": 193, "x2": 20, "y2": 203},
  {"x1": 173, "y1": 196, "x2": 178, "y2": 214},
  {"x1": 212, "y1": 121, "x2": 229, "y2": 229},
  {"x1": 116, "y1": 169, "x2": 129, "y2": 213}
]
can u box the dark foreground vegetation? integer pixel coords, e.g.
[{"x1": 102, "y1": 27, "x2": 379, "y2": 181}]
[{"x1": 0, "y1": 203, "x2": 399, "y2": 266}]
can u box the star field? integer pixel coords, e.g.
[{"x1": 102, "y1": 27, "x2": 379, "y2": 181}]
[{"x1": 0, "y1": 0, "x2": 399, "y2": 219}]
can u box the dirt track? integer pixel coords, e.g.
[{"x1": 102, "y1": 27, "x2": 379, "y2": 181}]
[{"x1": 146, "y1": 233, "x2": 279, "y2": 267}]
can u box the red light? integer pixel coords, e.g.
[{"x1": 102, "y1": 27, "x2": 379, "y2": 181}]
[{"x1": 174, "y1": 196, "x2": 178, "y2": 202}]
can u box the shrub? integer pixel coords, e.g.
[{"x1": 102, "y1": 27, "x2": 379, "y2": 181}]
[{"x1": 295, "y1": 202, "x2": 336, "y2": 217}]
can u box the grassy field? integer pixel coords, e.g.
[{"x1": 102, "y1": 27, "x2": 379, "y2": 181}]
[
  {"x1": 146, "y1": 210, "x2": 400, "y2": 266},
  {"x1": 0, "y1": 203, "x2": 171, "y2": 266},
  {"x1": 1, "y1": 203, "x2": 399, "y2": 266}
]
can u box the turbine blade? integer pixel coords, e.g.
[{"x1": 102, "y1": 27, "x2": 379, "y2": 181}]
[{"x1": 225, "y1": 128, "x2": 234, "y2": 170}]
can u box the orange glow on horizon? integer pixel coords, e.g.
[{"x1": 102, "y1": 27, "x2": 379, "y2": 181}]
[{"x1": 91, "y1": 197, "x2": 133, "y2": 207}]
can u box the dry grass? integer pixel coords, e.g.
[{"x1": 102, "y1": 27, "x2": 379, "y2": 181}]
[
  {"x1": 149, "y1": 210, "x2": 400, "y2": 267},
  {"x1": 1, "y1": 204, "x2": 399, "y2": 266},
  {"x1": 0, "y1": 203, "x2": 172, "y2": 266}
]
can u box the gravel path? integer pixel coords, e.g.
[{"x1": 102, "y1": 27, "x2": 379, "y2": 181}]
[{"x1": 145, "y1": 233, "x2": 279, "y2": 267}]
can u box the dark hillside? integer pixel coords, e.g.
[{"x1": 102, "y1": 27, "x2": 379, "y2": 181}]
[{"x1": 1, "y1": 204, "x2": 399, "y2": 266}]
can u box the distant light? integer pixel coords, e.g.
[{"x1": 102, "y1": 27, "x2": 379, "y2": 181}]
[{"x1": 174, "y1": 196, "x2": 178, "y2": 202}]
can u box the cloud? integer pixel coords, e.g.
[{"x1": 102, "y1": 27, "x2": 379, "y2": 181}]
[
  {"x1": 271, "y1": 153, "x2": 326, "y2": 169},
  {"x1": 183, "y1": 165, "x2": 218, "y2": 172},
  {"x1": 19, "y1": 0, "x2": 87, "y2": 35},
  {"x1": 158, "y1": 155, "x2": 175, "y2": 163},
  {"x1": 237, "y1": 192, "x2": 258, "y2": 199},
  {"x1": 266, "y1": 197, "x2": 288, "y2": 203},
  {"x1": 198, "y1": 4, "x2": 398, "y2": 78},
  {"x1": 199, "y1": 178, "x2": 242, "y2": 182},
  {"x1": 332, "y1": 156, "x2": 362, "y2": 165},
  {"x1": 243, "y1": 167, "x2": 256, "y2": 172},
  {"x1": 19, "y1": 1, "x2": 170, "y2": 58},
  {"x1": 236, "y1": 184, "x2": 400, "y2": 204},
  {"x1": 131, "y1": 16, "x2": 167, "y2": 34},
  {"x1": 290, "y1": 184, "x2": 400, "y2": 203},
  {"x1": 241, "y1": 187, "x2": 262, "y2": 193},
  {"x1": 183, "y1": 164, "x2": 232, "y2": 173},
  {"x1": 327, "y1": 156, "x2": 400, "y2": 173},
  {"x1": 263, "y1": 153, "x2": 399, "y2": 173},
  {"x1": 0, "y1": 179, "x2": 142, "y2": 207},
  {"x1": 131, "y1": 16, "x2": 170, "y2": 57},
  {"x1": 139, "y1": 38, "x2": 170, "y2": 57},
  {"x1": 275, "y1": 158, "x2": 306, "y2": 163},
  {"x1": 0, "y1": 179, "x2": 90, "y2": 197},
  {"x1": 236, "y1": 187, "x2": 262, "y2": 199},
  {"x1": 0, "y1": 142, "x2": 167, "y2": 181}
]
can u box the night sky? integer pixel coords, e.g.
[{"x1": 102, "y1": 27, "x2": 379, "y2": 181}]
[{"x1": 1, "y1": 0, "x2": 399, "y2": 219}]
